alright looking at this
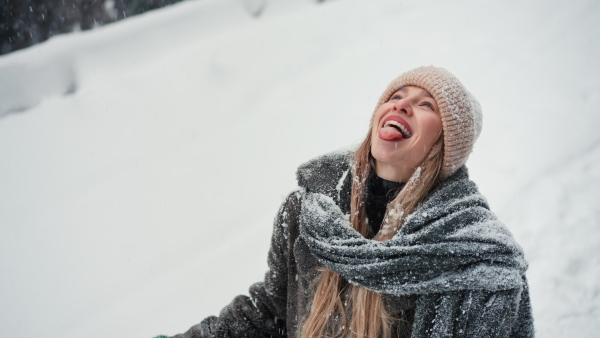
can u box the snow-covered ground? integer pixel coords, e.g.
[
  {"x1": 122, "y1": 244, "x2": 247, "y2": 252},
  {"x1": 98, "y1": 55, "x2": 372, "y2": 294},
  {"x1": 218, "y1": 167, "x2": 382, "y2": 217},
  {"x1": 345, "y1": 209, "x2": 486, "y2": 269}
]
[{"x1": 1, "y1": 0, "x2": 599, "y2": 337}]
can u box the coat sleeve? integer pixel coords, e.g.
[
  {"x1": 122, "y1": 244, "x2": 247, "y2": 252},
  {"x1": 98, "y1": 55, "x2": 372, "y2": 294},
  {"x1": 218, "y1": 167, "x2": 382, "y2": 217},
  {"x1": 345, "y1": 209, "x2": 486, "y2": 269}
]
[
  {"x1": 410, "y1": 274, "x2": 534, "y2": 338},
  {"x1": 170, "y1": 191, "x2": 302, "y2": 338},
  {"x1": 508, "y1": 275, "x2": 535, "y2": 338}
]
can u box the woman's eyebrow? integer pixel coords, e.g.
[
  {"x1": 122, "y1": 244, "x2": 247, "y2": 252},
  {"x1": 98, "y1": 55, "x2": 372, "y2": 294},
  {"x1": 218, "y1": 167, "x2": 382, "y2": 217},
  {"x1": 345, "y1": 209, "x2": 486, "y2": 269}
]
[
  {"x1": 419, "y1": 91, "x2": 434, "y2": 99},
  {"x1": 395, "y1": 87, "x2": 406, "y2": 94},
  {"x1": 396, "y1": 87, "x2": 434, "y2": 100}
]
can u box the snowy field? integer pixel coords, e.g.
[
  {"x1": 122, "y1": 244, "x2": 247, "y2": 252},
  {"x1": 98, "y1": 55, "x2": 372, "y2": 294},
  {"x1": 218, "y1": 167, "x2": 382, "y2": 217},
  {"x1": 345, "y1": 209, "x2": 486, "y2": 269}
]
[{"x1": 1, "y1": 0, "x2": 599, "y2": 337}]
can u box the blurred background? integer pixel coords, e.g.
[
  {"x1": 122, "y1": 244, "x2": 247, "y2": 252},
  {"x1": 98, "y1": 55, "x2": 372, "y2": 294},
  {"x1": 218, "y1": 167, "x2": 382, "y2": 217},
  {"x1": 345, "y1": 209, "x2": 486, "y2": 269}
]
[
  {"x1": 0, "y1": 0, "x2": 599, "y2": 337},
  {"x1": 0, "y1": 0, "x2": 186, "y2": 54}
]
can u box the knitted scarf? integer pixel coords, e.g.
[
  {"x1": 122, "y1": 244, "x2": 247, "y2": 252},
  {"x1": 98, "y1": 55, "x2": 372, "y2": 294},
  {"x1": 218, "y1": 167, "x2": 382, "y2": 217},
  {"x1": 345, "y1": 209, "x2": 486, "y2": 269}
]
[{"x1": 299, "y1": 167, "x2": 533, "y2": 337}]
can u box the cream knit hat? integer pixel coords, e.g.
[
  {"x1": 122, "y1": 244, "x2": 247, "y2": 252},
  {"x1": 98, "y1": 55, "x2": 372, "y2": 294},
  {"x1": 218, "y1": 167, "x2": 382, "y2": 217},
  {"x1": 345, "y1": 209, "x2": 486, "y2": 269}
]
[{"x1": 373, "y1": 66, "x2": 483, "y2": 179}]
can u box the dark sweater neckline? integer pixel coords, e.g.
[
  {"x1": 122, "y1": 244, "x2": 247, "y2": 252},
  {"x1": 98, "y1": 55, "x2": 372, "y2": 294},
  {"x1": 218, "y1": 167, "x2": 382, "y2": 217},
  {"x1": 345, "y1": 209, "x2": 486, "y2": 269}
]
[
  {"x1": 369, "y1": 174, "x2": 405, "y2": 197},
  {"x1": 365, "y1": 173, "x2": 405, "y2": 237}
]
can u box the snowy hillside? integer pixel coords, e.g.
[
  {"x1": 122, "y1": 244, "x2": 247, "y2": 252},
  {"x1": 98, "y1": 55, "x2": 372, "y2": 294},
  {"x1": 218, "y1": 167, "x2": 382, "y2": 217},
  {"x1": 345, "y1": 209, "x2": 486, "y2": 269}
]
[{"x1": 0, "y1": 0, "x2": 599, "y2": 337}]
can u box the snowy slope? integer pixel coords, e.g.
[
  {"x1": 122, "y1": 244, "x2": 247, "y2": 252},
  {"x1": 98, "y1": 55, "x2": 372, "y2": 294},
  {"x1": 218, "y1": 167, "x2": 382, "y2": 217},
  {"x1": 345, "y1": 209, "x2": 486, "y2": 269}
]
[{"x1": 0, "y1": 0, "x2": 599, "y2": 337}]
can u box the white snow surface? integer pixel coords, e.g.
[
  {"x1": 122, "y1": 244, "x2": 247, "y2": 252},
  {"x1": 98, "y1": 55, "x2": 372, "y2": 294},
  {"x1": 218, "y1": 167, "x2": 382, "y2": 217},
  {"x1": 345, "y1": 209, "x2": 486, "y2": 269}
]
[{"x1": 0, "y1": 0, "x2": 599, "y2": 337}]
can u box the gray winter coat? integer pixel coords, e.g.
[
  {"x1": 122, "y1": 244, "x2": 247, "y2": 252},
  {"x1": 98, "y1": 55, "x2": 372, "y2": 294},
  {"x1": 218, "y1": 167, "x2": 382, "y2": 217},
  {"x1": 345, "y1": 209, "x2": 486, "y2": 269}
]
[{"x1": 172, "y1": 150, "x2": 534, "y2": 338}]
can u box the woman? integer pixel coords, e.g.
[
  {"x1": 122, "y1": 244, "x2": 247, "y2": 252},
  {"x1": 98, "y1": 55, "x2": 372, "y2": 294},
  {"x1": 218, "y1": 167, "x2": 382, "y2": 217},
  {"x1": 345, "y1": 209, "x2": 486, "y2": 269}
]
[{"x1": 161, "y1": 66, "x2": 534, "y2": 337}]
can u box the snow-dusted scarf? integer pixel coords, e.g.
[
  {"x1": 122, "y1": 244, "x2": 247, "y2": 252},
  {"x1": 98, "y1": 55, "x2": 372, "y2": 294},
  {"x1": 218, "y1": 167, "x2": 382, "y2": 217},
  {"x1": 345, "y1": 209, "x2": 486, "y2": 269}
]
[{"x1": 299, "y1": 167, "x2": 532, "y2": 337}]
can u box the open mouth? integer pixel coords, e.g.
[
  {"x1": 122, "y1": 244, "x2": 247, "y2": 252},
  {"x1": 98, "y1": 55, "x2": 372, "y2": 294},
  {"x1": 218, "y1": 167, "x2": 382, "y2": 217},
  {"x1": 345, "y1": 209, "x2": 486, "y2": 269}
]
[
  {"x1": 383, "y1": 119, "x2": 412, "y2": 138},
  {"x1": 379, "y1": 116, "x2": 412, "y2": 140}
]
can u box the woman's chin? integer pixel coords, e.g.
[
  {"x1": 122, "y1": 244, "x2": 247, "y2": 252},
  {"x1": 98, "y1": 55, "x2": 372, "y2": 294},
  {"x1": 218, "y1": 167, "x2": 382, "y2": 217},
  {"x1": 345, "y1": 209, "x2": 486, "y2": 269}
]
[
  {"x1": 372, "y1": 149, "x2": 403, "y2": 169},
  {"x1": 372, "y1": 139, "x2": 406, "y2": 160}
]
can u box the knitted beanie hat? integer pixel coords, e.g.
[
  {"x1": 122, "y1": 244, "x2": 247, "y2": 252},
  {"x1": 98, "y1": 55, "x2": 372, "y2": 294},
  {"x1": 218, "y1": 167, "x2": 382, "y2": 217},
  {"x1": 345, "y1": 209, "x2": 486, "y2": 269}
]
[{"x1": 373, "y1": 66, "x2": 483, "y2": 179}]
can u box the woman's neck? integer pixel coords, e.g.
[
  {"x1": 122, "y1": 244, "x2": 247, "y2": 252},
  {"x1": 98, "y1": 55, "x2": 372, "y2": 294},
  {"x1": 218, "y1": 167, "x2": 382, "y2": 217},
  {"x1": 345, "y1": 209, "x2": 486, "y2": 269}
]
[{"x1": 373, "y1": 161, "x2": 414, "y2": 182}]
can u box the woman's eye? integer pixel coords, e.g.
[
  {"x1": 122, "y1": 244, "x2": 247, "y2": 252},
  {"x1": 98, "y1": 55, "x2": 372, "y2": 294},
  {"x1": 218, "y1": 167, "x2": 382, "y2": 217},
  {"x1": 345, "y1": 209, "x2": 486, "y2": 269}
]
[
  {"x1": 422, "y1": 102, "x2": 434, "y2": 110},
  {"x1": 390, "y1": 95, "x2": 402, "y2": 101}
]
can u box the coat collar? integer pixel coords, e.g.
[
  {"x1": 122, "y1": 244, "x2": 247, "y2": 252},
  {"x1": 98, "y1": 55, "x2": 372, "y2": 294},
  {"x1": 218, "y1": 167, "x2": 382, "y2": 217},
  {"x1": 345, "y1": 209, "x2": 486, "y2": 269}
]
[{"x1": 296, "y1": 148, "x2": 354, "y2": 214}]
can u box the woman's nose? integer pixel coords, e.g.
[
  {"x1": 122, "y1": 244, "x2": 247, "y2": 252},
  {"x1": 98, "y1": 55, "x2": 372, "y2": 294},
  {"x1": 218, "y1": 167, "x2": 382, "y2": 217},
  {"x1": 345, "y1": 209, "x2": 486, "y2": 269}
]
[{"x1": 393, "y1": 99, "x2": 413, "y2": 116}]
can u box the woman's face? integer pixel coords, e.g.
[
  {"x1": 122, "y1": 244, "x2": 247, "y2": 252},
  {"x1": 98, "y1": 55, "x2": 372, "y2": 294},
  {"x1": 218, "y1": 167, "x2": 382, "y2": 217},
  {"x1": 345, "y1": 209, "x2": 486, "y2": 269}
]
[{"x1": 370, "y1": 86, "x2": 442, "y2": 182}]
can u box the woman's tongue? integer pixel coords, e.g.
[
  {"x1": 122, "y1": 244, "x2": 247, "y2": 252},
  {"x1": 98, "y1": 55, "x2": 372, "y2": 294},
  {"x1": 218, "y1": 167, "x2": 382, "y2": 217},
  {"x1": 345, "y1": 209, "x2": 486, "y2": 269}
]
[{"x1": 379, "y1": 126, "x2": 403, "y2": 140}]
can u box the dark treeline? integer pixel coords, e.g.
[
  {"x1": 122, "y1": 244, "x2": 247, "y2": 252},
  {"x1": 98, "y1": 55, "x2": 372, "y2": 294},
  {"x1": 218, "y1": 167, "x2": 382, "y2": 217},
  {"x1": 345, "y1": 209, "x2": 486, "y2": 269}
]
[{"x1": 0, "y1": 0, "x2": 185, "y2": 55}]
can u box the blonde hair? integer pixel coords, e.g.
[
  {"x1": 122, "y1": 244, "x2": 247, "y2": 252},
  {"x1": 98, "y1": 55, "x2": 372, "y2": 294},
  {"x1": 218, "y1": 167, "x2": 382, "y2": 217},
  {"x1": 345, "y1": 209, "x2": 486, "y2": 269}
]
[{"x1": 301, "y1": 128, "x2": 445, "y2": 338}]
